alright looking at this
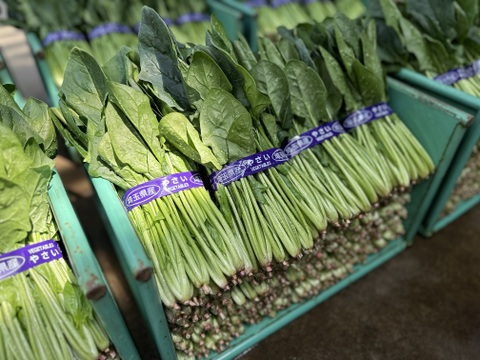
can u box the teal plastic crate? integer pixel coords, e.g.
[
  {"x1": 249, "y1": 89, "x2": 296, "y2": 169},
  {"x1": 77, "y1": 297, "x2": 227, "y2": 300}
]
[
  {"x1": 26, "y1": 32, "x2": 59, "y2": 107},
  {"x1": 386, "y1": 77, "x2": 473, "y2": 242},
  {"x1": 0, "y1": 50, "x2": 26, "y2": 107},
  {"x1": 395, "y1": 69, "x2": 480, "y2": 236},
  {"x1": 86, "y1": 77, "x2": 470, "y2": 359},
  {"x1": 217, "y1": 0, "x2": 258, "y2": 50},
  {"x1": 48, "y1": 169, "x2": 141, "y2": 360},
  {"x1": 207, "y1": 0, "x2": 248, "y2": 41}
]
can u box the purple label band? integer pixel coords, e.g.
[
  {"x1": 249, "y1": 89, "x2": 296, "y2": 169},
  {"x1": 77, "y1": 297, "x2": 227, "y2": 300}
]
[
  {"x1": 210, "y1": 121, "x2": 345, "y2": 190},
  {"x1": 176, "y1": 13, "x2": 210, "y2": 25},
  {"x1": 434, "y1": 59, "x2": 480, "y2": 85},
  {"x1": 122, "y1": 171, "x2": 204, "y2": 211},
  {"x1": 43, "y1": 30, "x2": 86, "y2": 47},
  {"x1": 210, "y1": 148, "x2": 290, "y2": 190},
  {"x1": 271, "y1": 0, "x2": 297, "y2": 8},
  {"x1": 0, "y1": 240, "x2": 63, "y2": 282},
  {"x1": 283, "y1": 121, "x2": 346, "y2": 158},
  {"x1": 244, "y1": 0, "x2": 267, "y2": 7},
  {"x1": 343, "y1": 103, "x2": 393, "y2": 131},
  {"x1": 88, "y1": 23, "x2": 133, "y2": 40}
]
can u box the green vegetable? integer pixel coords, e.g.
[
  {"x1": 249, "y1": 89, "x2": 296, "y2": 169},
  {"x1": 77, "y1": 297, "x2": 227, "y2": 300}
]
[
  {"x1": 52, "y1": 8, "x2": 429, "y2": 359},
  {"x1": 370, "y1": 0, "x2": 478, "y2": 215},
  {"x1": 0, "y1": 84, "x2": 110, "y2": 360},
  {"x1": 138, "y1": 7, "x2": 327, "y2": 269},
  {"x1": 242, "y1": 0, "x2": 365, "y2": 39},
  {"x1": 55, "y1": 46, "x2": 254, "y2": 307},
  {"x1": 3, "y1": 0, "x2": 93, "y2": 87},
  {"x1": 277, "y1": 14, "x2": 434, "y2": 189},
  {"x1": 83, "y1": 0, "x2": 138, "y2": 65}
]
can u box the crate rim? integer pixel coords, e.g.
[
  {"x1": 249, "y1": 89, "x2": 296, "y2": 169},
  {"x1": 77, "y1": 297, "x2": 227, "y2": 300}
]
[{"x1": 48, "y1": 168, "x2": 141, "y2": 359}]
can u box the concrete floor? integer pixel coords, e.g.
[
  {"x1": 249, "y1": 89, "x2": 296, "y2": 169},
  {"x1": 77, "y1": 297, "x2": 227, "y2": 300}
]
[{"x1": 2, "y1": 25, "x2": 480, "y2": 360}]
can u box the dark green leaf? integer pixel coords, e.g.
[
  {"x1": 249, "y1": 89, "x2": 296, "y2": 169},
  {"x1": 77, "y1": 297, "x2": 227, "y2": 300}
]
[
  {"x1": 0, "y1": 124, "x2": 32, "y2": 251},
  {"x1": 138, "y1": 6, "x2": 190, "y2": 111},
  {"x1": 0, "y1": 105, "x2": 41, "y2": 149},
  {"x1": 23, "y1": 98, "x2": 57, "y2": 158},
  {"x1": 159, "y1": 112, "x2": 221, "y2": 169},
  {"x1": 260, "y1": 113, "x2": 280, "y2": 147},
  {"x1": 250, "y1": 60, "x2": 292, "y2": 130},
  {"x1": 379, "y1": 0, "x2": 403, "y2": 34},
  {"x1": 405, "y1": 0, "x2": 456, "y2": 42},
  {"x1": 0, "y1": 83, "x2": 21, "y2": 112},
  {"x1": 361, "y1": 21, "x2": 384, "y2": 79},
  {"x1": 319, "y1": 46, "x2": 361, "y2": 112},
  {"x1": 96, "y1": 133, "x2": 135, "y2": 189},
  {"x1": 285, "y1": 60, "x2": 330, "y2": 124},
  {"x1": 50, "y1": 107, "x2": 88, "y2": 159},
  {"x1": 185, "y1": 51, "x2": 232, "y2": 105},
  {"x1": 60, "y1": 48, "x2": 107, "y2": 127},
  {"x1": 102, "y1": 47, "x2": 134, "y2": 84},
  {"x1": 314, "y1": 57, "x2": 343, "y2": 119},
  {"x1": 200, "y1": 88, "x2": 255, "y2": 165},
  {"x1": 333, "y1": 13, "x2": 362, "y2": 57},
  {"x1": 277, "y1": 38, "x2": 300, "y2": 63},
  {"x1": 195, "y1": 46, "x2": 250, "y2": 108},
  {"x1": 207, "y1": 15, "x2": 234, "y2": 58},
  {"x1": 352, "y1": 59, "x2": 386, "y2": 105},
  {"x1": 233, "y1": 34, "x2": 258, "y2": 71},
  {"x1": 334, "y1": 23, "x2": 356, "y2": 80},
  {"x1": 107, "y1": 81, "x2": 164, "y2": 161},
  {"x1": 235, "y1": 65, "x2": 271, "y2": 119},
  {"x1": 399, "y1": 17, "x2": 436, "y2": 72},
  {"x1": 260, "y1": 37, "x2": 285, "y2": 68},
  {"x1": 104, "y1": 101, "x2": 163, "y2": 178}
]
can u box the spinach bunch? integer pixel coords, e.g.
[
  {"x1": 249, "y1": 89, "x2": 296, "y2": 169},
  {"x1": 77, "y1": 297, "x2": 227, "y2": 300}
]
[
  {"x1": 371, "y1": 0, "x2": 480, "y2": 92},
  {"x1": 242, "y1": 0, "x2": 366, "y2": 39},
  {"x1": 82, "y1": 0, "x2": 139, "y2": 65},
  {"x1": 54, "y1": 46, "x2": 253, "y2": 307},
  {"x1": 238, "y1": 32, "x2": 392, "y2": 220},
  {"x1": 370, "y1": 0, "x2": 480, "y2": 215},
  {"x1": 279, "y1": 13, "x2": 435, "y2": 189},
  {"x1": 136, "y1": 7, "x2": 338, "y2": 269},
  {"x1": 0, "y1": 85, "x2": 110, "y2": 360},
  {"x1": 2, "y1": 0, "x2": 92, "y2": 87}
]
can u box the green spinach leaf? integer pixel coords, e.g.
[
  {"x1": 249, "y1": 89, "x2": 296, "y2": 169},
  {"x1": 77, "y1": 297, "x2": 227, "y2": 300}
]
[
  {"x1": 138, "y1": 6, "x2": 190, "y2": 111},
  {"x1": 250, "y1": 60, "x2": 292, "y2": 130},
  {"x1": 285, "y1": 60, "x2": 330, "y2": 124},
  {"x1": 200, "y1": 88, "x2": 255, "y2": 165},
  {"x1": 159, "y1": 112, "x2": 221, "y2": 170}
]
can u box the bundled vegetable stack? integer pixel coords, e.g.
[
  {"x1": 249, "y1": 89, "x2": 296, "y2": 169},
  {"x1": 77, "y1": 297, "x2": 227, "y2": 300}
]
[
  {"x1": 53, "y1": 47, "x2": 255, "y2": 307},
  {"x1": 370, "y1": 0, "x2": 480, "y2": 216},
  {"x1": 0, "y1": 85, "x2": 114, "y2": 360},
  {"x1": 3, "y1": 0, "x2": 93, "y2": 87},
  {"x1": 82, "y1": 0, "x2": 139, "y2": 66},
  {"x1": 274, "y1": 13, "x2": 435, "y2": 190},
  {"x1": 166, "y1": 194, "x2": 410, "y2": 358},
  {"x1": 442, "y1": 143, "x2": 480, "y2": 217},
  {"x1": 240, "y1": 0, "x2": 366, "y2": 38},
  {"x1": 2, "y1": 0, "x2": 216, "y2": 89},
  {"x1": 53, "y1": 6, "x2": 433, "y2": 358}
]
